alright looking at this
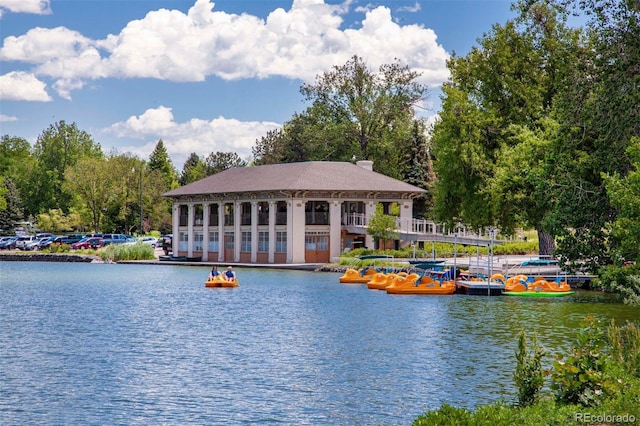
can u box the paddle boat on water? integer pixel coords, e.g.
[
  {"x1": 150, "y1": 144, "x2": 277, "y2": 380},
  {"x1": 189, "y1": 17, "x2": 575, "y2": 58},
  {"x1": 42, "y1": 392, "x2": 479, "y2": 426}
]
[
  {"x1": 339, "y1": 267, "x2": 380, "y2": 284},
  {"x1": 494, "y1": 273, "x2": 575, "y2": 297},
  {"x1": 366, "y1": 272, "x2": 403, "y2": 290},
  {"x1": 205, "y1": 274, "x2": 239, "y2": 288},
  {"x1": 385, "y1": 270, "x2": 457, "y2": 295}
]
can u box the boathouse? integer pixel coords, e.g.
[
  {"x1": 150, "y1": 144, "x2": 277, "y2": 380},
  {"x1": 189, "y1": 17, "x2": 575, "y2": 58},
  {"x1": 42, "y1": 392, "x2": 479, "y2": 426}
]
[{"x1": 161, "y1": 161, "x2": 426, "y2": 264}]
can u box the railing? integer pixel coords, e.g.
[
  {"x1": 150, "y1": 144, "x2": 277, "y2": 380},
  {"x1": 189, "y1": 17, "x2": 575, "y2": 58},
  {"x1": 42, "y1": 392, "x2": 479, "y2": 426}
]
[{"x1": 342, "y1": 213, "x2": 499, "y2": 243}]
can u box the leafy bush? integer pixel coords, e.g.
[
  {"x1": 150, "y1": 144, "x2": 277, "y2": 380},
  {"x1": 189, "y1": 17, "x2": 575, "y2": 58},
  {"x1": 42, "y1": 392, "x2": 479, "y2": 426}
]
[
  {"x1": 98, "y1": 242, "x2": 155, "y2": 262},
  {"x1": 595, "y1": 264, "x2": 640, "y2": 305},
  {"x1": 550, "y1": 316, "x2": 616, "y2": 407},
  {"x1": 47, "y1": 243, "x2": 71, "y2": 253},
  {"x1": 513, "y1": 331, "x2": 545, "y2": 407}
]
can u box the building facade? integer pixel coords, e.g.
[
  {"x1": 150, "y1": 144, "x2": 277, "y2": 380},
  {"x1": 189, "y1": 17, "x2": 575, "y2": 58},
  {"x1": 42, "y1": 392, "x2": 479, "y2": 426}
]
[{"x1": 162, "y1": 161, "x2": 425, "y2": 264}]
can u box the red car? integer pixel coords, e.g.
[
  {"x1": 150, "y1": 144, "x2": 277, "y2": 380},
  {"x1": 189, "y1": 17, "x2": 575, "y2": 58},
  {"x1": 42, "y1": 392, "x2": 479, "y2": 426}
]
[{"x1": 71, "y1": 237, "x2": 103, "y2": 250}]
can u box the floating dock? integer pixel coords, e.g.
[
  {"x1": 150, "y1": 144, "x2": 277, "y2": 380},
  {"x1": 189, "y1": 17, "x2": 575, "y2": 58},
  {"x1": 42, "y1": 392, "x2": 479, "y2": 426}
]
[{"x1": 456, "y1": 280, "x2": 504, "y2": 296}]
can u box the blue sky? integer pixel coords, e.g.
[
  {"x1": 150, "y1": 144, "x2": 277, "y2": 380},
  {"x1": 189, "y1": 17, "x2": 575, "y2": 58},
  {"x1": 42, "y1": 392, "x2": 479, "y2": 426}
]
[{"x1": 0, "y1": 0, "x2": 518, "y2": 168}]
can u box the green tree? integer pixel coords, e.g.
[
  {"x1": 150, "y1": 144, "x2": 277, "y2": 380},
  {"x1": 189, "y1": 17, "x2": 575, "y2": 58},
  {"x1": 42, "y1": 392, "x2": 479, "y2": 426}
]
[
  {"x1": 25, "y1": 121, "x2": 102, "y2": 216},
  {"x1": 179, "y1": 153, "x2": 206, "y2": 186},
  {"x1": 148, "y1": 139, "x2": 177, "y2": 189},
  {"x1": 0, "y1": 177, "x2": 24, "y2": 231},
  {"x1": 300, "y1": 55, "x2": 426, "y2": 166},
  {"x1": 0, "y1": 135, "x2": 34, "y2": 215},
  {"x1": 545, "y1": 0, "x2": 640, "y2": 271},
  {"x1": 204, "y1": 151, "x2": 247, "y2": 175},
  {"x1": 366, "y1": 203, "x2": 399, "y2": 250},
  {"x1": 432, "y1": 1, "x2": 579, "y2": 255},
  {"x1": 36, "y1": 208, "x2": 73, "y2": 233},
  {"x1": 398, "y1": 119, "x2": 436, "y2": 218},
  {"x1": 64, "y1": 156, "x2": 113, "y2": 233},
  {"x1": 253, "y1": 56, "x2": 427, "y2": 176}
]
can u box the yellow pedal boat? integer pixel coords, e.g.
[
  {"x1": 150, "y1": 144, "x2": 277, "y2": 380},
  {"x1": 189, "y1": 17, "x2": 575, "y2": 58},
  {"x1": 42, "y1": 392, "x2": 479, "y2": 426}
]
[
  {"x1": 500, "y1": 274, "x2": 571, "y2": 293},
  {"x1": 366, "y1": 272, "x2": 405, "y2": 290},
  {"x1": 205, "y1": 275, "x2": 239, "y2": 288},
  {"x1": 339, "y1": 267, "x2": 379, "y2": 284},
  {"x1": 386, "y1": 272, "x2": 456, "y2": 295}
]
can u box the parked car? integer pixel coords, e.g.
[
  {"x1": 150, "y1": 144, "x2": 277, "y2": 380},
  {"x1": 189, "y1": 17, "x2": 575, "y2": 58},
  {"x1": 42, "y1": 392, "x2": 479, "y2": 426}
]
[
  {"x1": 138, "y1": 236, "x2": 158, "y2": 248},
  {"x1": 62, "y1": 234, "x2": 85, "y2": 245},
  {"x1": 15, "y1": 235, "x2": 37, "y2": 250},
  {"x1": 101, "y1": 234, "x2": 128, "y2": 246},
  {"x1": 71, "y1": 237, "x2": 103, "y2": 250},
  {"x1": 0, "y1": 236, "x2": 18, "y2": 250},
  {"x1": 23, "y1": 238, "x2": 43, "y2": 251},
  {"x1": 37, "y1": 236, "x2": 57, "y2": 250}
]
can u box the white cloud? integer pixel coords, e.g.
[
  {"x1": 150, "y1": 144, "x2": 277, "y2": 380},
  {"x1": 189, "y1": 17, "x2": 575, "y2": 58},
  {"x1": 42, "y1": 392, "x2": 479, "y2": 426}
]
[
  {"x1": 1, "y1": 0, "x2": 449, "y2": 98},
  {"x1": 397, "y1": 2, "x2": 421, "y2": 13},
  {"x1": 0, "y1": 0, "x2": 50, "y2": 17},
  {"x1": 0, "y1": 113, "x2": 18, "y2": 122},
  {"x1": 0, "y1": 71, "x2": 52, "y2": 101},
  {"x1": 106, "y1": 106, "x2": 281, "y2": 166}
]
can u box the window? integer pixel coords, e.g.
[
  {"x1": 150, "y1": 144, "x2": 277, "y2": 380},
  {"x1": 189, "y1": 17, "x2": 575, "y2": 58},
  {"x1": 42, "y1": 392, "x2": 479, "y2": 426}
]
[
  {"x1": 194, "y1": 205, "x2": 203, "y2": 226},
  {"x1": 276, "y1": 201, "x2": 287, "y2": 225},
  {"x1": 317, "y1": 236, "x2": 329, "y2": 250},
  {"x1": 305, "y1": 235, "x2": 316, "y2": 250},
  {"x1": 258, "y1": 231, "x2": 268, "y2": 252},
  {"x1": 224, "y1": 204, "x2": 234, "y2": 226},
  {"x1": 179, "y1": 231, "x2": 188, "y2": 251},
  {"x1": 305, "y1": 201, "x2": 329, "y2": 225},
  {"x1": 241, "y1": 231, "x2": 251, "y2": 252},
  {"x1": 276, "y1": 231, "x2": 286, "y2": 253},
  {"x1": 179, "y1": 205, "x2": 188, "y2": 226},
  {"x1": 241, "y1": 202, "x2": 251, "y2": 226},
  {"x1": 194, "y1": 231, "x2": 203, "y2": 251},
  {"x1": 208, "y1": 231, "x2": 219, "y2": 252},
  {"x1": 225, "y1": 232, "x2": 234, "y2": 249},
  {"x1": 258, "y1": 202, "x2": 269, "y2": 225},
  {"x1": 208, "y1": 204, "x2": 219, "y2": 226}
]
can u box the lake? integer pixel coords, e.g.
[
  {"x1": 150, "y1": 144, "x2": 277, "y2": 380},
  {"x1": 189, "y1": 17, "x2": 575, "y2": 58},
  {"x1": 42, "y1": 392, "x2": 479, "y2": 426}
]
[{"x1": 1, "y1": 261, "x2": 638, "y2": 425}]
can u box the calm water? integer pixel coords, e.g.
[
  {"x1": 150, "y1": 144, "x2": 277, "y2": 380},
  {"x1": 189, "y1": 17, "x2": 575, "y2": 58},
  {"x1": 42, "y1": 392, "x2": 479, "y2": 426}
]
[{"x1": 1, "y1": 262, "x2": 638, "y2": 425}]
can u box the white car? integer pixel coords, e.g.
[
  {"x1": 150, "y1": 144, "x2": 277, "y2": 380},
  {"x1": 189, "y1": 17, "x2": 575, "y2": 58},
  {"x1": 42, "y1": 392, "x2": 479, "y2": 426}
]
[
  {"x1": 137, "y1": 236, "x2": 158, "y2": 248},
  {"x1": 15, "y1": 235, "x2": 37, "y2": 250}
]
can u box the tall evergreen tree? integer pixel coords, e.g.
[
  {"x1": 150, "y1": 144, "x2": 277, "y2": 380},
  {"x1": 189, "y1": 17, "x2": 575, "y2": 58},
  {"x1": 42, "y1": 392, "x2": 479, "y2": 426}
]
[
  {"x1": 179, "y1": 153, "x2": 206, "y2": 186},
  {"x1": 204, "y1": 151, "x2": 247, "y2": 176},
  {"x1": 0, "y1": 177, "x2": 24, "y2": 231},
  {"x1": 148, "y1": 139, "x2": 177, "y2": 189}
]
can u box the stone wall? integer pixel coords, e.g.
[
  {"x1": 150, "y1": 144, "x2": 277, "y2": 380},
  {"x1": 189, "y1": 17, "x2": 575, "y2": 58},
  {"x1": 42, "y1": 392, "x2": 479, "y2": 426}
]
[{"x1": 0, "y1": 252, "x2": 100, "y2": 262}]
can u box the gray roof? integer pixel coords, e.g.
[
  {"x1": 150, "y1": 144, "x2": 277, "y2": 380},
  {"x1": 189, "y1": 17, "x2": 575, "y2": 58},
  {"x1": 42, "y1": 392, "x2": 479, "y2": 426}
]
[{"x1": 163, "y1": 161, "x2": 426, "y2": 197}]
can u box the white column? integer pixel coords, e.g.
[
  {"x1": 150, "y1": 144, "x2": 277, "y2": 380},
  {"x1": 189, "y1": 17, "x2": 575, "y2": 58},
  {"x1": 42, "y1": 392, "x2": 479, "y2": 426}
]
[
  {"x1": 290, "y1": 199, "x2": 306, "y2": 263},
  {"x1": 172, "y1": 203, "x2": 179, "y2": 254},
  {"x1": 218, "y1": 202, "x2": 225, "y2": 262},
  {"x1": 251, "y1": 201, "x2": 258, "y2": 263},
  {"x1": 187, "y1": 203, "x2": 194, "y2": 257},
  {"x1": 329, "y1": 200, "x2": 342, "y2": 261},
  {"x1": 234, "y1": 201, "x2": 241, "y2": 262},
  {"x1": 399, "y1": 200, "x2": 412, "y2": 237},
  {"x1": 268, "y1": 200, "x2": 276, "y2": 263},
  {"x1": 365, "y1": 200, "x2": 376, "y2": 249},
  {"x1": 202, "y1": 202, "x2": 209, "y2": 261}
]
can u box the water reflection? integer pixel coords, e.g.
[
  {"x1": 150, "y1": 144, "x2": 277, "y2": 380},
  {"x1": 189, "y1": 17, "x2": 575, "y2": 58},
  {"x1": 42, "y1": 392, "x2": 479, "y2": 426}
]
[{"x1": 0, "y1": 262, "x2": 638, "y2": 425}]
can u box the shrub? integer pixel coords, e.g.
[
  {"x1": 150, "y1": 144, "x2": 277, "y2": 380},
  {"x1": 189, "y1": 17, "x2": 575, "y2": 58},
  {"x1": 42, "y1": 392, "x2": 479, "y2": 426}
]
[
  {"x1": 513, "y1": 331, "x2": 545, "y2": 407},
  {"x1": 98, "y1": 242, "x2": 155, "y2": 262},
  {"x1": 595, "y1": 264, "x2": 640, "y2": 305},
  {"x1": 550, "y1": 316, "x2": 616, "y2": 406},
  {"x1": 47, "y1": 243, "x2": 71, "y2": 253}
]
